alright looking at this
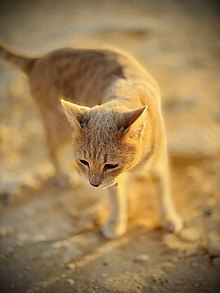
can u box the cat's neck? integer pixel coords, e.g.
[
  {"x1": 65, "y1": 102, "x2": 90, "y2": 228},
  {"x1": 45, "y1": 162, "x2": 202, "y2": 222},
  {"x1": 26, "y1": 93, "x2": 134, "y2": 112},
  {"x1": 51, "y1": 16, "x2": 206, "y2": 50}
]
[
  {"x1": 103, "y1": 78, "x2": 148, "y2": 111},
  {"x1": 101, "y1": 77, "x2": 162, "y2": 166}
]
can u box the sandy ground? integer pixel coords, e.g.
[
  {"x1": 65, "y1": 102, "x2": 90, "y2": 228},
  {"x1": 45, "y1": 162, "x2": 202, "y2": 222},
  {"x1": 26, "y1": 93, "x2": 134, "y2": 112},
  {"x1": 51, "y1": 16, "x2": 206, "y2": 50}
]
[{"x1": 0, "y1": 0, "x2": 220, "y2": 292}]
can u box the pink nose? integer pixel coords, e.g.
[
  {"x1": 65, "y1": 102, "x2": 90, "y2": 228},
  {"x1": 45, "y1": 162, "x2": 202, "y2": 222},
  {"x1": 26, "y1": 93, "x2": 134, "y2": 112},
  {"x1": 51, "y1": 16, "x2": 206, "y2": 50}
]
[{"x1": 89, "y1": 177, "x2": 101, "y2": 187}]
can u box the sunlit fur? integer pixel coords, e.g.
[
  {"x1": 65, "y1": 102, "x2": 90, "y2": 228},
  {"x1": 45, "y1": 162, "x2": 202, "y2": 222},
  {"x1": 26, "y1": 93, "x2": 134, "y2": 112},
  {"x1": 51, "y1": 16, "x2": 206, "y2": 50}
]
[
  {"x1": 0, "y1": 44, "x2": 183, "y2": 239},
  {"x1": 69, "y1": 106, "x2": 144, "y2": 189}
]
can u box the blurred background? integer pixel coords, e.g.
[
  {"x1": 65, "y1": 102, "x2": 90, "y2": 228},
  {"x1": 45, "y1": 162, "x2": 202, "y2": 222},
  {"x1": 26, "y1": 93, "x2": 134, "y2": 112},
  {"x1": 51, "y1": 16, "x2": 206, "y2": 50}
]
[{"x1": 0, "y1": 1, "x2": 219, "y2": 292}]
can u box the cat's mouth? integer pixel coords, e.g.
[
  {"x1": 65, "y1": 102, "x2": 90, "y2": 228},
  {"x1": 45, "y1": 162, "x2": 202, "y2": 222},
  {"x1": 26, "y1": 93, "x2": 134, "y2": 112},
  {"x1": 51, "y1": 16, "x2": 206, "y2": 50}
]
[
  {"x1": 99, "y1": 180, "x2": 117, "y2": 189},
  {"x1": 81, "y1": 174, "x2": 117, "y2": 189},
  {"x1": 101, "y1": 182, "x2": 117, "y2": 189}
]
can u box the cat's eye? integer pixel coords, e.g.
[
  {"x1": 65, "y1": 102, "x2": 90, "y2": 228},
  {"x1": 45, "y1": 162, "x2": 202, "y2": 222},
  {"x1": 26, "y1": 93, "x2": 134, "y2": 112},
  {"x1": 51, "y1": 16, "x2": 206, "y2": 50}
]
[
  {"x1": 79, "y1": 159, "x2": 89, "y2": 167},
  {"x1": 104, "y1": 163, "x2": 119, "y2": 171}
]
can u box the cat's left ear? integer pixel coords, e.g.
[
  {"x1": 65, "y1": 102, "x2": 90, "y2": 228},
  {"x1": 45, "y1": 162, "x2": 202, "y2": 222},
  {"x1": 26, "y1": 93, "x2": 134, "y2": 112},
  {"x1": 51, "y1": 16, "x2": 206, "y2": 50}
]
[
  {"x1": 119, "y1": 106, "x2": 148, "y2": 136},
  {"x1": 60, "y1": 99, "x2": 90, "y2": 130}
]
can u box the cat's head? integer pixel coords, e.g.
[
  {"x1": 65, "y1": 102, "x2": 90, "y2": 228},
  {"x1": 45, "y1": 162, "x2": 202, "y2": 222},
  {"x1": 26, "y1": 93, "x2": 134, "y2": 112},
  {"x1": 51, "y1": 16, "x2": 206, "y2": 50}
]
[{"x1": 61, "y1": 99, "x2": 147, "y2": 189}]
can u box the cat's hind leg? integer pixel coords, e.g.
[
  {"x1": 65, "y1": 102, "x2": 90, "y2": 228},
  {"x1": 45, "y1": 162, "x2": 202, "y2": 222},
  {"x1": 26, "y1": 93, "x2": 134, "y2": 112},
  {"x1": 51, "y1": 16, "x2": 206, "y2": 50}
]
[
  {"x1": 43, "y1": 121, "x2": 81, "y2": 188},
  {"x1": 153, "y1": 151, "x2": 183, "y2": 233}
]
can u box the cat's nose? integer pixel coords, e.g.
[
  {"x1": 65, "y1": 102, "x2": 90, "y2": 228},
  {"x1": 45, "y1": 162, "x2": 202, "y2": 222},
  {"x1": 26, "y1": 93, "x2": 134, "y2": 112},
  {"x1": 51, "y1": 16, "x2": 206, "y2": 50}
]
[{"x1": 89, "y1": 177, "x2": 101, "y2": 187}]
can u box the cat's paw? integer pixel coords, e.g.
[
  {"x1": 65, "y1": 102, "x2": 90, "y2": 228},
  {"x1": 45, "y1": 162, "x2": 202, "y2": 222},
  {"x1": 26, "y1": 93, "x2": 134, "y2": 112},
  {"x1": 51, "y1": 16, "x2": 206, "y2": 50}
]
[
  {"x1": 101, "y1": 219, "x2": 126, "y2": 239},
  {"x1": 162, "y1": 212, "x2": 183, "y2": 234}
]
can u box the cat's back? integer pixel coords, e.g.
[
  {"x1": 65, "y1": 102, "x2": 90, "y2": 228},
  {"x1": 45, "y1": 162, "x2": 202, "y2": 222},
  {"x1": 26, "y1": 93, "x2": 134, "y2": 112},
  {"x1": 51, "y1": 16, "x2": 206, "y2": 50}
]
[{"x1": 29, "y1": 47, "x2": 126, "y2": 105}]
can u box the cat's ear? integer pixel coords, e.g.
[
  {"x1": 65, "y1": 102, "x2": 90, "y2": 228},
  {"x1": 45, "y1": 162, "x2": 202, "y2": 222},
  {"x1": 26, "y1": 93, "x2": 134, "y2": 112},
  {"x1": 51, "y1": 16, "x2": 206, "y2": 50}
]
[
  {"x1": 119, "y1": 106, "x2": 148, "y2": 136},
  {"x1": 60, "y1": 99, "x2": 90, "y2": 130}
]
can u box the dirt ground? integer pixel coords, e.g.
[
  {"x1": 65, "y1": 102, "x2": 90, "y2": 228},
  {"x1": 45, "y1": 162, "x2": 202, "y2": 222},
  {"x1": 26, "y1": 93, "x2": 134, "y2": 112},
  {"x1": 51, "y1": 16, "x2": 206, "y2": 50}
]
[{"x1": 0, "y1": 0, "x2": 220, "y2": 292}]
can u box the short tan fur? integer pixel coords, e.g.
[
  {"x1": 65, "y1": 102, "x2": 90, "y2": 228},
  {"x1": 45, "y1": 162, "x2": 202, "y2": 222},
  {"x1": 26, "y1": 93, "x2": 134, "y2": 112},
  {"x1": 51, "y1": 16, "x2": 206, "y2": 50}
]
[{"x1": 0, "y1": 44, "x2": 183, "y2": 238}]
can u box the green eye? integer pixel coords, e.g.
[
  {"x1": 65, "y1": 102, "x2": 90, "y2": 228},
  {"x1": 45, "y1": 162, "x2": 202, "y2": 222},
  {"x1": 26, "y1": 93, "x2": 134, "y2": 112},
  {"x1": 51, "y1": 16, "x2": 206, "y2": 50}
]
[
  {"x1": 104, "y1": 164, "x2": 119, "y2": 171},
  {"x1": 79, "y1": 159, "x2": 89, "y2": 167}
]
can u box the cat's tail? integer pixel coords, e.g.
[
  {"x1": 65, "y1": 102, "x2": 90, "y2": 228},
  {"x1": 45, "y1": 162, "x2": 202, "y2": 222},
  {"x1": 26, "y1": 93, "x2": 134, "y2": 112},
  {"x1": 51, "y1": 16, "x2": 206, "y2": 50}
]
[{"x1": 0, "y1": 44, "x2": 36, "y2": 74}]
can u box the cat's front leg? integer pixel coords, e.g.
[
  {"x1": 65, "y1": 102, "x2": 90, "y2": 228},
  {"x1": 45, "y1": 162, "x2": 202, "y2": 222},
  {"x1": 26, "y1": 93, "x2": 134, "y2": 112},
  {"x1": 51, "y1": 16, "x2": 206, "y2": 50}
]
[{"x1": 102, "y1": 174, "x2": 128, "y2": 239}]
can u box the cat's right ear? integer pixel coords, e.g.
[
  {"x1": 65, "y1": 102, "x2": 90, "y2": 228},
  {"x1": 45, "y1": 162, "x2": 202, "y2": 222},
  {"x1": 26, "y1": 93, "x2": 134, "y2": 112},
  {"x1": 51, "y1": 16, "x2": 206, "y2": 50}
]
[{"x1": 60, "y1": 99, "x2": 90, "y2": 131}]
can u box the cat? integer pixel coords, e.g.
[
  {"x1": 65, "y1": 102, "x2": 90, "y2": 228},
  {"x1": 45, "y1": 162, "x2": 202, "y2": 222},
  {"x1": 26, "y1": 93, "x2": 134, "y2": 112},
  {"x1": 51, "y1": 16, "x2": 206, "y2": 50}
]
[{"x1": 0, "y1": 44, "x2": 183, "y2": 239}]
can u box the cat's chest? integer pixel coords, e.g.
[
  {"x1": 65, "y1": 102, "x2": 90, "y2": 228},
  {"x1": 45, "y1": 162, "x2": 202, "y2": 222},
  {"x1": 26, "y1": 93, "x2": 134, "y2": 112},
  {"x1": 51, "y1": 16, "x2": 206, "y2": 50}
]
[{"x1": 131, "y1": 151, "x2": 156, "y2": 178}]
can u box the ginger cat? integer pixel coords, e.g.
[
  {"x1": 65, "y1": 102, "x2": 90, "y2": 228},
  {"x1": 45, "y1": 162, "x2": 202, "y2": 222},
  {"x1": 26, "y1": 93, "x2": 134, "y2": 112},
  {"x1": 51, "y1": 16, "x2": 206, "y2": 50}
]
[{"x1": 0, "y1": 44, "x2": 183, "y2": 239}]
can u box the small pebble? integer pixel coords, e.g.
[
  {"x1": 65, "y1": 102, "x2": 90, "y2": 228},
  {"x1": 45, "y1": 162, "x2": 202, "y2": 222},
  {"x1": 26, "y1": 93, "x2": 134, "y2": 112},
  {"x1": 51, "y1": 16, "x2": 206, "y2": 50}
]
[
  {"x1": 67, "y1": 278, "x2": 75, "y2": 286},
  {"x1": 67, "y1": 262, "x2": 76, "y2": 270},
  {"x1": 152, "y1": 274, "x2": 165, "y2": 284},
  {"x1": 161, "y1": 261, "x2": 173, "y2": 271},
  {"x1": 194, "y1": 281, "x2": 201, "y2": 288},
  {"x1": 134, "y1": 254, "x2": 150, "y2": 262}
]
